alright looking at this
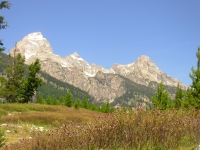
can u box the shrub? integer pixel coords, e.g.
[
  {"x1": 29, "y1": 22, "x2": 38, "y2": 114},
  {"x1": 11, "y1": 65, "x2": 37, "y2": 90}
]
[{"x1": 3, "y1": 109, "x2": 200, "y2": 150}]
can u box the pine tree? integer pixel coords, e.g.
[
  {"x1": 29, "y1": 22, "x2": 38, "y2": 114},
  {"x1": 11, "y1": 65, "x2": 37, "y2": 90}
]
[
  {"x1": 37, "y1": 94, "x2": 44, "y2": 104},
  {"x1": 182, "y1": 88, "x2": 194, "y2": 109},
  {"x1": 151, "y1": 82, "x2": 173, "y2": 110},
  {"x1": 59, "y1": 96, "x2": 65, "y2": 105},
  {"x1": 81, "y1": 96, "x2": 89, "y2": 109},
  {"x1": 90, "y1": 104, "x2": 99, "y2": 111},
  {"x1": 0, "y1": 54, "x2": 25, "y2": 102},
  {"x1": 21, "y1": 59, "x2": 43, "y2": 103},
  {"x1": 174, "y1": 83, "x2": 184, "y2": 108},
  {"x1": 0, "y1": 1, "x2": 11, "y2": 52},
  {"x1": 65, "y1": 89, "x2": 73, "y2": 107},
  {"x1": 52, "y1": 97, "x2": 59, "y2": 105},
  {"x1": 0, "y1": 54, "x2": 43, "y2": 103},
  {"x1": 46, "y1": 95, "x2": 52, "y2": 105},
  {"x1": 74, "y1": 98, "x2": 81, "y2": 110},
  {"x1": 105, "y1": 100, "x2": 111, "y2": 113},
  {"x1": 189, "y1": 46, "x2": 200, "y2": 108}
]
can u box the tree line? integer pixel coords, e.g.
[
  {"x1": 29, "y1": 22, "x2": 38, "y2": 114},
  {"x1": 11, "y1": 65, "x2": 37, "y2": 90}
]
[
  {"x1": 152, "y1": 46, "x2": 200, "y2": 110},
  {"x1": 37, "y1": 89, "x2": 115, "y2": 113}
]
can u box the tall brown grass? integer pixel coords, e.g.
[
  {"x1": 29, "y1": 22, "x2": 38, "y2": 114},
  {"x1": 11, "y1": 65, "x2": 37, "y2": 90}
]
[
  {"x1": 0, "y1": 104, "x2": 104, "y2": 126},
  {"x1": 3, "y1": 108, "x2": 200, "y2": 150}
]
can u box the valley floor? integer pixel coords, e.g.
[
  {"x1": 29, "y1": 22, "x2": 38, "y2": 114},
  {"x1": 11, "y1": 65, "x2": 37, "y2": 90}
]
[{"x1": 0, "y1": 104, "x2": 200, "y2": 150}]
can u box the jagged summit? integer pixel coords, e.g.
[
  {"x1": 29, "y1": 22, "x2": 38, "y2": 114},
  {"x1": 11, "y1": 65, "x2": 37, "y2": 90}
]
[
  {"x1": 138, "y1": 55, "x2": 150, "y2": 59},
  {"x1": 26, "y1": 32, "x2": 43, "y2": 40},
  {"x1": 71, "y1": 52, "x2": 80, "y2": 58},
  {"x1": 135, "y1": 55, "x2": 153, "y2": 65},
  {"x1": 8, "y1": 32, "x2": 187, "y2": 101},
  {"x1": 25, "y1": 32, "x2": 44, "y2": 40},
  {"x1": 9, "y1": 32, "x2": 53, "y2": 62}
]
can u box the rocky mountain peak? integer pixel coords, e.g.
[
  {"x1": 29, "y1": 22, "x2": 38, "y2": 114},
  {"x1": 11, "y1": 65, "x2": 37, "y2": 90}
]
[
  {"x1": 24, "y1": 32, "x2": 44, "y2": 40},
  {"x1": 8, "y1": 32, "x2": 187, "y2": 102},
  {"x1": 111, "y1": 55, "x2": 187, "y2": 89},
  {"x1": 71, "y1": 52, "x2": 80, "y2": 58},
  {"x1": 138, "y1": 55, "x2": 150, "y2": 60},
  {"x1": 9, "y1": 32, "x2": 53, "y2": 63},
  {"x1": 136, "y1": 55, "x2": 153, "y2": 65}
]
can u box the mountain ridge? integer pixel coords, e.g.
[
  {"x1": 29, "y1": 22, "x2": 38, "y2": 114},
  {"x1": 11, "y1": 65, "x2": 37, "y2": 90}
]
[{"x1": 8, "y1": 32, "x2": 187, "y2": 105}]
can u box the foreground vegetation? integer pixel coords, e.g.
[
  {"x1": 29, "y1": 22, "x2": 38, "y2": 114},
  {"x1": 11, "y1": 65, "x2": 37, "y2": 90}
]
[
  {"x1": 0, "y1": 103, "x2": 199, "y2": 150},
  {"x1": 0, "y1": 104, "x2": 105, "y2": 144}
]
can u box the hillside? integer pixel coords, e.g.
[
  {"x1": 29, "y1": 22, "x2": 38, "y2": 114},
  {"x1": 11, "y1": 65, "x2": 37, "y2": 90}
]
[{"x1": 0, "y1": 52, "x2": 95, "y2": 103}]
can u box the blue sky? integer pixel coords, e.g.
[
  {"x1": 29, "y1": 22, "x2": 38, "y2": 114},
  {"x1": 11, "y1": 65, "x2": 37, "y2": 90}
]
[{"x1": 1, "y1": 0, "x2": 200, "y2": 86}]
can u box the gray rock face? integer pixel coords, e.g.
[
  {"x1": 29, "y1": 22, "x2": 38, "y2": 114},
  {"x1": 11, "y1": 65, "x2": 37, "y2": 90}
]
[
  {"x1": 9, "y1": 32, "x2": 187, "y2": 102},
  {"x1": 9, "y1": 32, "x2": 126, "y2": 102},
  {"x1": 112, "y1": 55, "x2": 187, "y2": 90}
]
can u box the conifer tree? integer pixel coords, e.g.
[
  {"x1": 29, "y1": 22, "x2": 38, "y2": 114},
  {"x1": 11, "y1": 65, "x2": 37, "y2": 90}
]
[
  {"x1": 151, "y1": 82, "x2": 173, "y2": 110},
  {"x1": 21, "y1": 59, "x2": 43, "y2": 103},
  {"x1": 90, "y1": 104, "x2": 99, "y2": 111},
  {"x1": 37, "y1": 94, "x2": 44, "y2": 104},
  {"x1": 182, "y1": 88, "x2": 194, "y2": 109},
  {"x1": 74, "y1": 98, "x2": 81, "y2": 110},
  {"x1": 65, "y1": 89, "x2": 73, "y2": 107},
  {"x1": 105, "y1": 100, "x2": 111, "y2": 113},
  {"x1": 0, "y1": 54, "x2": 43, "y2": 103},
  {"x1": 174, "y1": 83, "x2": 184, "y2": 108},
  {"x1": 52, "y1": 97, "x2": 59, "y2": 105},
  {"x1": 0, "y1": 54, "x2": 25, "y2": 102},
  {"x1": 0, "y1": 1, "x2": 11, "y2": 52},
  {"x1": 81, "y1": 96, "x2": 89, "y2": 109},
  {"x1": 59, "y1": 96, "x2": 65, "y2": 105},
  {"x1": 189, "y1": 46, "x2": 200, "y2": 108},
  {"x1": 100, "y1": 101, "x2": 112, "y2": 113},
  {"x1": 46, "y1": 95, "x2": 52, "y2": 105}
]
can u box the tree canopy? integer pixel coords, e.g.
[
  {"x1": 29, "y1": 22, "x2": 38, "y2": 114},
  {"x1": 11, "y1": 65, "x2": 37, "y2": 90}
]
[
  {"x1": 0, "y1": 54, "x2": 43, "y2": 103},
  {"x1": 0, "y1": 1, "x2": 11, "y2": 51}
]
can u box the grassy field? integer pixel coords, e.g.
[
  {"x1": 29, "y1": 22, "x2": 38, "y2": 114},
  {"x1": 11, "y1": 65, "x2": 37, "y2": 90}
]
[
  {"x1": 0, "y1": 104, "x2": 200, "y2": 150},
  {"x1": 0, "y1": 103, "x2": 104, "y2": 144}
]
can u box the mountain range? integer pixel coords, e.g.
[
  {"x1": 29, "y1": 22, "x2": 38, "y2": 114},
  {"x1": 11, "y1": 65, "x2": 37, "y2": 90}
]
[{"x1": 8, "y1": 32, "x2": 187, "y2": 107}]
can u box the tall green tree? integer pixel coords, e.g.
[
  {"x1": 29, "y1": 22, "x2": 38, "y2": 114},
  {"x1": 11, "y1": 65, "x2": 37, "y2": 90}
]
[
  {"x1": 182, "y1": 88, "x2": 195, "y2": 109},
  {"x1": 100, "y1": 100, "x2": 112, "y2": 113},
  {"x1": 189, "y1": 46, "x2": 200, "y2": 108},
  {"x1": 151, "y1": 82, "x2": 173, "y2": 110},
  {"x1": 65, "y1": 89, "x2": 73, "y2": 107},
  {"x1": 0, "y1": 54, "x2": 43, "y2": 103},
  {"x1": 74, "y1": 98, "x2": 81, "y2": 110},
  {"x1": 81, "y1": 96, "x2": 89, "y2": 109},
  {"x1": 59, "y1": 96, "x2": 65, "y2": 105},
  {"x1": 0, "y1": 54, "x2": 25, "y2": 102},
  {"x1": 46, "y1": 95, "x2": 52, "y2": 105},
  {"x1": 37, "y1": 94, "x2": 45, "y2": 104},
  {"x1": 174, "y1": 83, "x2": 184, "y2": 108},
  {"x1": 0, "y1": 1, "x2": 11, "y2": 52},
  {"x1": 21, "y1": 59, "x2": 43, "y2": 103},
  {"x1": 52, "y1": 97, "x2": 59, "y2": 105}
]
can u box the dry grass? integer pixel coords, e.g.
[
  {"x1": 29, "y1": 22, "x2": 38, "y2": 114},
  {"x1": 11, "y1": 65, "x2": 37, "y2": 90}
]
[
  {"x1": 0, "y1": 103, "x2": 104, "y2": 144},
  {"x1": 2, "y1": 106, "x2": 200, "y2": 150}
]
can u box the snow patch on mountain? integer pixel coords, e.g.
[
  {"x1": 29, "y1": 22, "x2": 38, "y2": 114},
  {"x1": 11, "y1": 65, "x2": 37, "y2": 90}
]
[{"x1": 26, "y1": 32, "x2": 45, "y2": 40}]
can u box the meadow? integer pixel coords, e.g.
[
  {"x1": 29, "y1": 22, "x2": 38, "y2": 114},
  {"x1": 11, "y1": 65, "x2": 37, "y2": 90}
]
[{"x1": 0, "y1": 103, "x2": 200, "y2": 150}]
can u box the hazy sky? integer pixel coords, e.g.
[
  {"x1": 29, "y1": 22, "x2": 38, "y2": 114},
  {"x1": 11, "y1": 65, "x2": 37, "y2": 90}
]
[{"x1": 1, "y1": 0, "x2": 200, "y2": 86}]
